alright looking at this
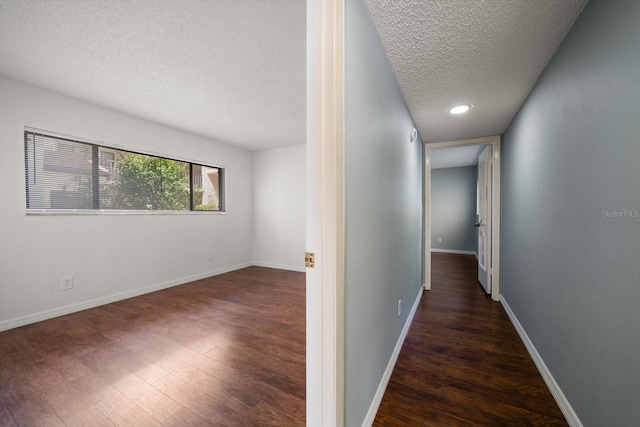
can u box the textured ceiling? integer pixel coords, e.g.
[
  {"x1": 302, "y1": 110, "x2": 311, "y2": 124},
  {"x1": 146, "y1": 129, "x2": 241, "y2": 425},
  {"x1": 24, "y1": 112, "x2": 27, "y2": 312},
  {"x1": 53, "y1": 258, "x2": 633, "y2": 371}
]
[
  {"x1": 1, "y1": 0, "x2": 587, "y2": 152},
  {"x1": 0, "y1": 0, "x2": 305, "y2": 151},
  {"x1": 431, "y1": 144, "x2": 486, "y2": 169},
  {"x1": 365, "y1": 0, "x2": 587, "y2": 143}
]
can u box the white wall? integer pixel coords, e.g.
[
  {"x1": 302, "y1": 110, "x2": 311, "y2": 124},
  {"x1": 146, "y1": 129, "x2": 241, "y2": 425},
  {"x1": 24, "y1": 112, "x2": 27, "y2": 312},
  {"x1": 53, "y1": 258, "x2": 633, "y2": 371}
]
[
  {"x1": 0, "y1": 77, "x2": 253, "y2": 331},
  {"x1": 252, "y1": 144, "x2": 306, "y2": 271}
]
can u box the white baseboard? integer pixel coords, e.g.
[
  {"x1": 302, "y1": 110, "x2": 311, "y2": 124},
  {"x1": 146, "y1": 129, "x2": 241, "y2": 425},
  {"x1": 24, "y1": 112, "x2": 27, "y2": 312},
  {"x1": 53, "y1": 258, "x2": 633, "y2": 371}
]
[
  {"x1": 500, "y1": 297, "x2": 583, "y2": 427},
  {"x1": 431, "y1": 248, "x2": 476, "y2": 255},
  {"x1": 0, "y1": 262, "x2": 253, "y2": 332},
  {"x1": 252, "y1": 261, "x2": 306, "y2": 273},
  {"x1": 362, "y1": 285, "x2": 424, "y2": 427}
]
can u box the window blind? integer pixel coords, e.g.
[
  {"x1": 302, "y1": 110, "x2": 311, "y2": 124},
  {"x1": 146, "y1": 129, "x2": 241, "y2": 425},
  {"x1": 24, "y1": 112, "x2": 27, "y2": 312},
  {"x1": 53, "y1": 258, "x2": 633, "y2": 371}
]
[{"x1": 24, "y1": 130, "x2": 223, "y2": 212}]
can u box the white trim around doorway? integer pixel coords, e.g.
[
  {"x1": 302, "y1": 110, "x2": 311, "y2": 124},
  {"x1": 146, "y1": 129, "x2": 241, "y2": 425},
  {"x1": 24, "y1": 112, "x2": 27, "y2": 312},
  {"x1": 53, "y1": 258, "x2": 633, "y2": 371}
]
[
  {"x1": 424, "y1": 135, "x2": 502, "y2": 301},
  {"x1": 306, "y1": 1, "x2": 346, "y2": 426}
]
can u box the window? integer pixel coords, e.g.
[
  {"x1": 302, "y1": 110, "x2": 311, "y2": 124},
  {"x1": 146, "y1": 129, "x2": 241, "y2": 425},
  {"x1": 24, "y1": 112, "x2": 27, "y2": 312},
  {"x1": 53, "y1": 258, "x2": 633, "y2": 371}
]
[{"x1": 24, "y1": 130, "x2": 224, "y2": 212}]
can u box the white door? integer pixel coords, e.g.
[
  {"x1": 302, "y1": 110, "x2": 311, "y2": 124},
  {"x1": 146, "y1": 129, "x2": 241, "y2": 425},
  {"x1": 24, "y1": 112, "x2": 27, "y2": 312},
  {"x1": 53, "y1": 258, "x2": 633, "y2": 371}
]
[{"x1": 477, "y1": 145, "x2": 492, "y2": 294}]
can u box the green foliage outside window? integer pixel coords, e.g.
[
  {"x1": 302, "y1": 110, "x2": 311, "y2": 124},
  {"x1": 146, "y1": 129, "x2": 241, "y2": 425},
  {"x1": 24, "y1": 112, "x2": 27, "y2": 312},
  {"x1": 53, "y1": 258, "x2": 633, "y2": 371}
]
[
  {"x1": 25, "y1": 130, "x2": 221, "y2": 212},
  {"x1": 112, "y1": 153, "x2": 189, "y2": 210}
]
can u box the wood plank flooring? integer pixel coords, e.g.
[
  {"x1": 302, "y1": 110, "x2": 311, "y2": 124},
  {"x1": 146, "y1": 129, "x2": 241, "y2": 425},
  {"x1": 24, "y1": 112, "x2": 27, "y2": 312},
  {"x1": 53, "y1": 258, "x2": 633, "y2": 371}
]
[
  {"x1": 373, "y1": 253, "x2": 568, "y2": 426},
  {"x1": 2, "y1": 256, "x2": 567, "y2": 426},
  {"x1": 0, "y1": 267, "x2": 305, "y2": 427}
]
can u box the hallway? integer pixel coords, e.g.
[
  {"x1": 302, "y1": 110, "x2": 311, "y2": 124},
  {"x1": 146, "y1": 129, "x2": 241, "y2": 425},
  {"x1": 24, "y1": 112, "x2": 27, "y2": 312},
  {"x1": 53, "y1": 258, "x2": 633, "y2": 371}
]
[{"x1": 374, "y1": 253, "x2": 567, "y2": 426}]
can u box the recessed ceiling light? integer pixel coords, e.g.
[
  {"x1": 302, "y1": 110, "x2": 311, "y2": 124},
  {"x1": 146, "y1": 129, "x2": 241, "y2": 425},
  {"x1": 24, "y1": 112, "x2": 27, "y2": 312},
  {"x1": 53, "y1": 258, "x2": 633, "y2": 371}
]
[{"x1": 449, "y1": 104, "x2": 473, "y2": 115}]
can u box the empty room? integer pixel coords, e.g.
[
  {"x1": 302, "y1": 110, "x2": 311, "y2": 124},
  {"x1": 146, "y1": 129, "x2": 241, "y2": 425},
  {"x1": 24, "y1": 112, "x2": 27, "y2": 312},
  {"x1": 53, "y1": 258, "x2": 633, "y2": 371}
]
[{"x1": 2, "y1": 0, "x2": 639, "y2": 427}]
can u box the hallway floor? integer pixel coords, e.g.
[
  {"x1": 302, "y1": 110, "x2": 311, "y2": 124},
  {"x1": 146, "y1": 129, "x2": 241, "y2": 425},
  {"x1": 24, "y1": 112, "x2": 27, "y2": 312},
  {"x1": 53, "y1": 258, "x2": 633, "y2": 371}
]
[{"x1": 373, "y1": 252, "x2": 567, "y2": 426}]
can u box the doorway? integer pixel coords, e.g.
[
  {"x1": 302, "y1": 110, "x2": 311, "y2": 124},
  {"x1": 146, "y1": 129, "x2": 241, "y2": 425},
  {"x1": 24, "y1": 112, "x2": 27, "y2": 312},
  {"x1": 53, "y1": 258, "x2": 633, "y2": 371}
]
[{"x1": 424, "y1": 135, "x2": 502, "y2": 301}]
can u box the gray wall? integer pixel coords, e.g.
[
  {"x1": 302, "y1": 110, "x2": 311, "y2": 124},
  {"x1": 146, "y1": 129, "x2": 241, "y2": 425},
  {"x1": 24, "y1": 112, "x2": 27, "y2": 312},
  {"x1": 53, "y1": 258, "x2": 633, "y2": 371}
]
[
  {"x1": 501, "y1": 1, "x2": 640, "y2": 426},
  {"x1": 345, "y1": 1, "x2": 423, "y2": 425},
  {"x1": 431, "y1": 166, "x2": 477, "y2": 252}
]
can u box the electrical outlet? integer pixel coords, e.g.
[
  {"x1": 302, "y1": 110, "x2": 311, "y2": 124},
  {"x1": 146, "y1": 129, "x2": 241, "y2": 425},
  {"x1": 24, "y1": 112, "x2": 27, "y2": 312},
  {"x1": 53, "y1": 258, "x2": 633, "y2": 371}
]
[
  {"x1": 397, "y1": 299, "x2": 402, "y2": 317},
  {"x1": 60, "y1": 276, "x2": 73, "y2": 291},
  {"x1": 437, "y1": 237, "x2": 442, "y2": 243},
  {"x1": 208, "y1": 253, "x2": 214, "y2": 262}
]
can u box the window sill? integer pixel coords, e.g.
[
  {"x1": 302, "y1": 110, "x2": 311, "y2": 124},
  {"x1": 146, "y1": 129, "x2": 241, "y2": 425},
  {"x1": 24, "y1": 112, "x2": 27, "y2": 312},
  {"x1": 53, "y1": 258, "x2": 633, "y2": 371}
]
[{"x1": 26, "y1": 209, "x2": 226, "y2": 216}]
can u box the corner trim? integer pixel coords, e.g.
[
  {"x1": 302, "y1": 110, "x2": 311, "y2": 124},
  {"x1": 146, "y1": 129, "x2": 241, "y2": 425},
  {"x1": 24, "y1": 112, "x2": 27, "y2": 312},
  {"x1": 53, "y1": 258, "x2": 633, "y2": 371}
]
[
  {"x1": 361, "y1": 285, "x2": 424, "y2": 427},
  {"x1": 0, "y1": 262, "x2": 252, "y2": 332},
  {"x1": 252, "y1": 261, "x2": 306, "y2": 273},
  {"x1": 500, "y1": 297, "x2": 583, "y2": 427}
]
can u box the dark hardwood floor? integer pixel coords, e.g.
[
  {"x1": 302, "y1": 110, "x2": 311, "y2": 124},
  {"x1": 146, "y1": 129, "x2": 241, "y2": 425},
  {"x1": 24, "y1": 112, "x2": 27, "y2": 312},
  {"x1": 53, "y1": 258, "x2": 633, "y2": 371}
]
[
  {"x1": 1, "y1": 256, "x2": 567, "y2": 426},
  {"x1": 373, "y1": 253, "x2": 567, "y2": 426},
  {"x1": 0, "y1": 267, "x2": 305, "y2": 427}
]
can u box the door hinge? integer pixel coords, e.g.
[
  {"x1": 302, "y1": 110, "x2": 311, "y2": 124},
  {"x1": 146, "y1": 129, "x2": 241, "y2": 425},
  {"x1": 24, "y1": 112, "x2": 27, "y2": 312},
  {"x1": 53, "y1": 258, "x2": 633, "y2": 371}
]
[{"x1": 305, "y1": 252, "x2": 315, "y2": 268}]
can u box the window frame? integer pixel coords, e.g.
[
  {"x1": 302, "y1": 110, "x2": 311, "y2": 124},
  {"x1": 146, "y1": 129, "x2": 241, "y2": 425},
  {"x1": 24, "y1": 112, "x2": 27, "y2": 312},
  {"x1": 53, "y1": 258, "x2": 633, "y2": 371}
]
[{"x1": 24, "y1": 127, "x2": 226, "y2": 215}]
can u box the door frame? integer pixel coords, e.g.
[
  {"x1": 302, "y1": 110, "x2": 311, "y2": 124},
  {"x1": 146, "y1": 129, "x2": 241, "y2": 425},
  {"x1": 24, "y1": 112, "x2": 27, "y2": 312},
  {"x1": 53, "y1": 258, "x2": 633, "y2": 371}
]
[
  {"x1": 306, "y1": 1, "x2": 345, "y2": 426},
  {"x1": 424, "y1": 135, "x2": 502, "y2": 301}
]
